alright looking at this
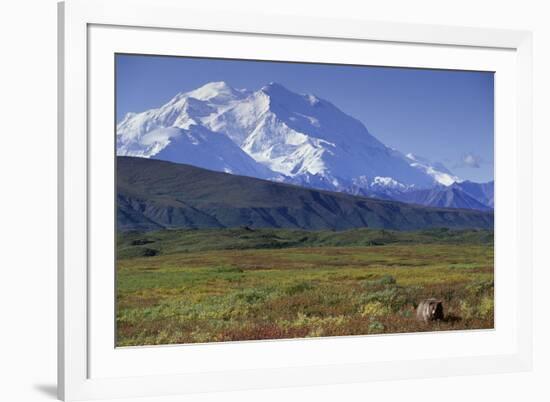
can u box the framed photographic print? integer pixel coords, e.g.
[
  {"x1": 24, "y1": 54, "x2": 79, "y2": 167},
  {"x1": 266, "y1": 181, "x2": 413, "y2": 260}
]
[{"x1": 58, "y1": 0, "x2": 533, "y2": 400}]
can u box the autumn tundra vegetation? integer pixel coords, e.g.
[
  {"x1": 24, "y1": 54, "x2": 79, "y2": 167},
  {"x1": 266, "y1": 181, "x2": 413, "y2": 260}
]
[{"x1": 116, "y1": 227, "x2": 494, "y2": 346}]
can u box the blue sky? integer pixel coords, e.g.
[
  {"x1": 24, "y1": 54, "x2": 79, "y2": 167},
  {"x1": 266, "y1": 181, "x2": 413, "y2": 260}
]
[{"x1": 116, "y1": 54, "x2": 494, "y2": 182}]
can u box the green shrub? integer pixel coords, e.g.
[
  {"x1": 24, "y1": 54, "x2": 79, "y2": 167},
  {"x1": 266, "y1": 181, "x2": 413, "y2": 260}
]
[
  {"x1": 214, "y1": 266, "x2": 244, "y2": 273},
  {"x1": 466, "y1": 279, "x2": 494, "y2": 296},
  {"x1": 142, "y1": 248, "x2": 159, "y2": 257},
  {"x1": 362, "y1": 275, "x2": 396, "y2": 288},
  {"x1": 460, "y1": 296, "x2": 494, "y2": 320},
  {"x1": 360, "y1": 286, "x2": 409, "y2": 312},
  {"x1": 233, "y1": 289, "x2": 271, "y2": 304},
  {"x1": 368, "y1": 321, "x2": 385, "y2": 333},
  {"x1": 285, "y1": 281, "x2": 315, "y2": 295},
  {"x1": 478, "y1": 296, "x2": 494, "y2": 319},
  {"x1": 459, "y1": 300, "x2": 474, "y2": 320},
  {"x1": 360, "y1": 302, "x2": 391, "y2": 318}
]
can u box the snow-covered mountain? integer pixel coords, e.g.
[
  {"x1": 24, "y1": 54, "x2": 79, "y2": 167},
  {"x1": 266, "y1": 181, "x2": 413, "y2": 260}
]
[
  {"x1": 452, "y1": 180, "x2": 494, "y2": 208},
  {"x1": 398, "y1": 185, "x2": 492, "y2": 211},
  {"x1": 403, "y1": 153, "x2": 460, "y2": 186},
  {"x1": 117, "y1": 81, "x2": 491, "y2": 209},
  {"x1": 146, "y1": 125, "x2": 277, "y2": 179}
]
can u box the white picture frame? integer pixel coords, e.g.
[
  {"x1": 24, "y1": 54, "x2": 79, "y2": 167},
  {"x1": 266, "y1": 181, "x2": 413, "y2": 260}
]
[{"x1": 58, "y1": 0, "x2": 533, "y2": 400}]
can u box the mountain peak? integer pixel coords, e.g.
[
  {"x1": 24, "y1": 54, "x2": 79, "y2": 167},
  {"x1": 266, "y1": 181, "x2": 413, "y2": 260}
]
[
  {"x1": 198, "y1": 81, "x2": 232, "y2": 90},
  {"x1": 259, "y1": 82, "x2": 326, "y2": 112},
  {"x1": 187, "y1": 81, "x2": 245, "y2": 103},
  {"x1": 260, "y1": 81, "x2": 293, "y2": 95},
  {"x1": 265, "y1": 81, "x2": 285, "y2": 88}
]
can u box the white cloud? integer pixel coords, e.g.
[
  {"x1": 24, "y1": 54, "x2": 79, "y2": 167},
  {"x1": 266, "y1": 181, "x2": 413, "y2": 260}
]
[{"x1": 455, "y1": 153, "x2": 484, "y2": 169}]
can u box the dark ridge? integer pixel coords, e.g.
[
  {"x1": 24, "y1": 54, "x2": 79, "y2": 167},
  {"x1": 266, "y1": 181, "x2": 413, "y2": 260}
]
[{"x1": 117, "y1": 156, "x2": 494, "y2": 232}]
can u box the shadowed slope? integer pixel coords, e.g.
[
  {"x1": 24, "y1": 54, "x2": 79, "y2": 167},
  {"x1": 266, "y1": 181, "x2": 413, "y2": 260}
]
[{"x1": 117, "y1": 156, "x2": 494, "y2": 231}]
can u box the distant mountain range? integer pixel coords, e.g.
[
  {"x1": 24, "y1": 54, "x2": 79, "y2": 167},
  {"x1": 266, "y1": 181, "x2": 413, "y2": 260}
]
[
  {"x1": 117, "y1": 81, "x2": 493, "y2": 211},
  {"x1": 398, "y1": 181, "x2": 494, "y2": 211},
  {"x1": 117, "y1": 157, "x2": 494, "y2": 232}
]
